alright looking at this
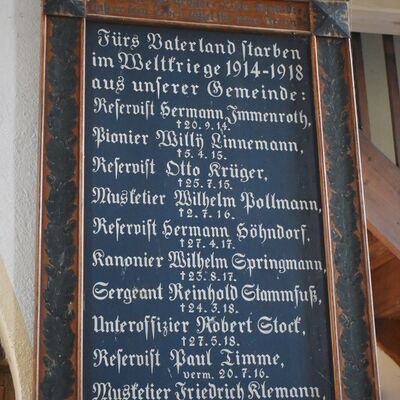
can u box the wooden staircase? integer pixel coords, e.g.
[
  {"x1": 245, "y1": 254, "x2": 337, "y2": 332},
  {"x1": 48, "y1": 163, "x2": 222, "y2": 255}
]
[
  {"x1": 361, "y1": 133, "x2": 400, "y2": 366},
  {"x1": 351, "y1": 30, "x2": 400, "y2": 367}
]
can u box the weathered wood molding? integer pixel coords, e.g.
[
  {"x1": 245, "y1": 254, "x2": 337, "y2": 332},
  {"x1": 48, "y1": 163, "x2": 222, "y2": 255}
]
[
  {"x1": 317, "y1": 36, "x2": 379, "y2": 399},
  {"x1": 351, "y1": 0, "x2": 400, "y2": 35},
  {"x1": 43, "y1": 0, "x2": 85, "y2": 16},
  {"x1": 311, "y1": 1, "x2": 350, "y2": 38},
  {"x1": 360, "y1": 134, "x2": 400, "y2": 260},
  {"x1": 37, "y1": 16, "x2": 81, "y2": 400}
]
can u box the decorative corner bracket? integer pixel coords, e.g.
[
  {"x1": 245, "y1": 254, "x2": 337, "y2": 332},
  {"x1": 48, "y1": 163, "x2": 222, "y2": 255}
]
[
  {"x1": 311, "y1": 1, "x2": 350, "y2": 38},
  {"x1": 44, "y1": 0, "x2": 85, "y2": 17}
]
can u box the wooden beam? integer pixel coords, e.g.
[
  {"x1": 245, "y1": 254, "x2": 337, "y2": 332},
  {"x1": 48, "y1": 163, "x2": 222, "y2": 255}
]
[
  {"x1": 368, "y1": 231, "x2": 395, "y2": 271},
  {"x1": 351, "y1": 32, "x2": 371, "y2": 139},
  {"x1": 375, "y1": 319, "x2": 400, "y2": 367},
  {"x1": 372, "y1": 258, "x2": 400, "y2": 318},
  {"x1": 383, "y1": 35, "x2": 400, "y2": 166},
  {"x1": 351, "y1": 1, "x2": 400, "y2": 35},
  {"x1": 360, "y1": 134, "x2": 400, "y2": 260}
]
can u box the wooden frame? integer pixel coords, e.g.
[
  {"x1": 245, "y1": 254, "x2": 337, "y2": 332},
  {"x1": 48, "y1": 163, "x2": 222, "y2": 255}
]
[{"x1": 35, "y1": 1, "x2": 380, "y2": 399}]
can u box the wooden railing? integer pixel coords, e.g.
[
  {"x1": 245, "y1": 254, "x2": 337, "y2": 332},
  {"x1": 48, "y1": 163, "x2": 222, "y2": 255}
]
[{"x1": 352, "y1": 32, "x2": 400, "y2": 366}]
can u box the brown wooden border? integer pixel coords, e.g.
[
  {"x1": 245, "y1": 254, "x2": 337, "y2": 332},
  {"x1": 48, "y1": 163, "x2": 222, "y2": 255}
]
[{"x1": 35, "y1": 1, "x2": 379, "y2": 399}]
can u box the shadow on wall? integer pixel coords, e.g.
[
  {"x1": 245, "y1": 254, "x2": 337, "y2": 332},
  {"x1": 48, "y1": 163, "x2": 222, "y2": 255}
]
[
  {"x1": 0, "y1": 258, "x2": 32, "y2": 400},
  {"x1": 0, "y1": 326, "x2": 16, "y2": 399},
  {"x1": 0, "y1": 370, "x2": 15, "y2": 399}
]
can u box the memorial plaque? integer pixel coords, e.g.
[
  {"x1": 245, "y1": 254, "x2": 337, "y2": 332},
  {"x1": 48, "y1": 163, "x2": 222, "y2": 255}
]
[
  {"x1": 83, "y1": 22, "x2": 333, "y2": 399},
  {"x1": 36, "y1": 2, "x2": 380, "y2": 400}
]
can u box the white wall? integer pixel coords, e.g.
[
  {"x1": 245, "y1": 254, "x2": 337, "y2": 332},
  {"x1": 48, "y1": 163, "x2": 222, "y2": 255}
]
[
  {"x1": 0, "y1": 0, "x2": 40, "y2": 397},
  {"x1": 0, "y1": 1, "x2": 399, "y2": 399},
  {"x1": 0, "y1": 0, "x2": 40, "y2": 339}
]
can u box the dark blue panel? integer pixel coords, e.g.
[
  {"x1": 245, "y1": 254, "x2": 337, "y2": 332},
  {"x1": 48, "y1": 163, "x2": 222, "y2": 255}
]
[{"x1": 84, "y1": 21, "x2": 334, "y2": 400}]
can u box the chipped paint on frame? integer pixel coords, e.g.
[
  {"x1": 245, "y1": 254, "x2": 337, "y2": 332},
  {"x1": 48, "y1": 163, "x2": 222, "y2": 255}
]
[
  {"x1": 311, "y1": 1, "x2": 350, "y2": 38},
  {"x1": 44, "y1": 0, "x2": 85, "y2": 17},
  {"x1": 317, "y1": 37, "x2": 376, "y2": 399},
  {"x1": 38, "y1": 16, "x2": 81, "y2": 399}
]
